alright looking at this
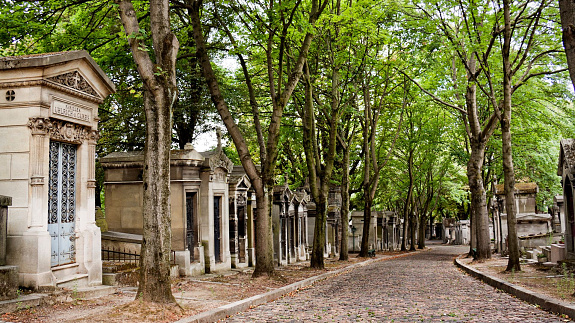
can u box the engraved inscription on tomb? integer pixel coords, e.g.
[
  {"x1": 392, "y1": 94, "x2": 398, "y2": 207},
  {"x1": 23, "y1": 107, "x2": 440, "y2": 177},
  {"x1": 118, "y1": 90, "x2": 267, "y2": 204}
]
[{"x1": 52, "y1": 100, "x2": 91, "y2": 123}]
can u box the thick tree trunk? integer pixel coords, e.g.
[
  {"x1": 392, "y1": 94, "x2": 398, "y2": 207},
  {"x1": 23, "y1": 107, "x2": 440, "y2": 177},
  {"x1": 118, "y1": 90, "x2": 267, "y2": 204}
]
[
  {"x1": 503, "y1": 0, "x2": 521, "y2": 272},
  {"x1": 253, "y1": 187, "x2": 275, "y2": 276},
  {"x1": 359, "y1": 199, "x2": 373, "y2": 256},
  {"x1": 417, "y1": 213, "x2": 426, "y2": 249},
  {"x1": 409, "y1": 204, "x2": 417, "y2": 251},
  {"x1": 116, "y1": 0, "x2": 179, "y2": 304},
  {"x1": 138, "y1": 90, "x2": 175, "y2": 303},
  {"x1": 559, "y1": 0, "x2": 575, "y2": 90},
  {"x1": 467, "y1": 139, "x2": 491, "y2": 260},
  {"x1": 401, "y1": 149, "x2": 414, "y2": 251},
  {"x1": 311, "y1": 193, "x2": 328, "y2": 267},
  {"x1": 339, "y1": 144, "x2": 350, "y2": 261}
]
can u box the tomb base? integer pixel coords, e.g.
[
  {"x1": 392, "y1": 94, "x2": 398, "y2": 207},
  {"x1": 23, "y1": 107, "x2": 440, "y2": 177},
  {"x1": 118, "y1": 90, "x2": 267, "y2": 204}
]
[{"x1": 0, "y1": 266, "x2": 19, "y2": 300}]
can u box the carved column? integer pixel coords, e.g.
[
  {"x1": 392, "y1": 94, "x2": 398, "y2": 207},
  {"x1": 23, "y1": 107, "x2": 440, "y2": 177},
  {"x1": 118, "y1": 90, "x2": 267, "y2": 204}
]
[
  {"x1": 87, "y1": 130, "x2": 98, "y2": 225},
  {"x1": 28, "y1": 118, "x2": 51, "y2": 229}
]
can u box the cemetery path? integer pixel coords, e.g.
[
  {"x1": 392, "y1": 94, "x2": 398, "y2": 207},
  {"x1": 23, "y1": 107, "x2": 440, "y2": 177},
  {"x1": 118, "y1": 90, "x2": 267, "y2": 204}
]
[{"x1": 224, "y1": 243, "x2": 570, "y2": 322}]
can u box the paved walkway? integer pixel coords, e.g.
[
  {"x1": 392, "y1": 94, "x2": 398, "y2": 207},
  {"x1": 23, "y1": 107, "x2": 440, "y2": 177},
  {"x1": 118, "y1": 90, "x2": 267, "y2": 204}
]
[{"x1": 225, "y1": 244, "x2": 570, "y2": 322}]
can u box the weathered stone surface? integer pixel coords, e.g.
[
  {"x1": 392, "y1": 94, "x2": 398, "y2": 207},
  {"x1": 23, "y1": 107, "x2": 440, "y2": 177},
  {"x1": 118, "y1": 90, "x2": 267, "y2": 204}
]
[{"x1": 0, "y1": 266, "x2": 19, "y2": 301}]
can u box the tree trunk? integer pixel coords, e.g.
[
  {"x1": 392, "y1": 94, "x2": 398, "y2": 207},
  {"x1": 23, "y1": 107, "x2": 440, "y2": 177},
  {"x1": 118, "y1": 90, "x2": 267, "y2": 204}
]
[
  {"x1": 253, "y1": 187, "x2": 275, "y2": 276},
  {"x1": 311, "y1": 193, "x2": 328, "y2": 267},
  {"x1": 360, "y1": 199, "x2": 373, "y2": 256},
  {"x1": 467, "y1": 139, "x2": 491, "y2": 260},
  {"x1": 339, "y1": 142, "x2": 350, "y2": 261},
  {"x1": 302, "y1": 62, "x2": 339, "y2": 269},
  {"x1": 189, "y1": 1, "x2": 275, "y2": 277},
  {"x1": 418, "y1": 212, "x2": 426, "y2": 249},
  {"x1": 116, "y1": 0, "x2": 179, "y2": 304},
  {"x1": 559, "y1": 0, "x2": 575, "y2": 90},
  {"x1": 401, "y1": 149, "x2": 414, "y2": 251},
  {"x1": 503, "y1": 0, "x2": 521, "y2": 272}
]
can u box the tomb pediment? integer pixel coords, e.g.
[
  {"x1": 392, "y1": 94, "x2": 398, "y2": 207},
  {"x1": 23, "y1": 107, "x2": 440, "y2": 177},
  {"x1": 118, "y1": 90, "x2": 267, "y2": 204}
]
[
  {"x1": 46, "y1": 71, "x2": 99, "y2": 98},
  {"x1": 0, "y1": 50, "x2": 115, "y2": 104}
]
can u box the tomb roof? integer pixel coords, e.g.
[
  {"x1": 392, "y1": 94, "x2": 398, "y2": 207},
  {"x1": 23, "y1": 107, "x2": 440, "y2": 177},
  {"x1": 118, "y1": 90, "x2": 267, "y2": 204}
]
[
  {"x1": 558, "y1": 139, "x2": 575, "y2": 177},
  {"x1": 494, "y1": 182, "x2": 538, "y2": 195},
  {"x1": 0, "y1": 50, "x2": 115, "y2": 93}
]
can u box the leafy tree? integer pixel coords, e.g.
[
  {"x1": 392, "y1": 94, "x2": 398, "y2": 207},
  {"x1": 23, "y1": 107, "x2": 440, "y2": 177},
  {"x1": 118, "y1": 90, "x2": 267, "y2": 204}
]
[
  {"x1": 114, "y1": 0, "x2": 180, "y2": 304},
  {"x1": 189, "y1": 0, "x2": 328, "y2": 276}
]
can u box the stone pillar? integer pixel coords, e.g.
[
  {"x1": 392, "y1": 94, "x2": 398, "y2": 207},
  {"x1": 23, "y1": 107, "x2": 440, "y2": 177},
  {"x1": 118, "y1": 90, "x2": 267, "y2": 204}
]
[
  {"x1": 27, "y1": 118, "x2": 50, "y2": 230},
  {"x1": 246, "y1": 192, "x2": 255, "y2": 267},
  {"x1": 0, "y1": 195, "x2": 12, "y2": 266}
]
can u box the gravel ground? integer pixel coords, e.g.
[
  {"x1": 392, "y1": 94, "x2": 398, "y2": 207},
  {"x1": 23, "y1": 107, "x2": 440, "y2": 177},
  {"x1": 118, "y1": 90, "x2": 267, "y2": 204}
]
[{"x1": 224, "y1": 244, "x2": 572, "y2": 322}]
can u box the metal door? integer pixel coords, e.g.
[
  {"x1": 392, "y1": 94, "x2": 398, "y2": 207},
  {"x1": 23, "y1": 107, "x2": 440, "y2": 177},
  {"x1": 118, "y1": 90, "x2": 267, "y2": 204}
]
[
  {"x1": 214, "y1": 196, "x2": 221, "y2": 263},
  {"x1": 186, "y1": 192, "x2": 196, "y2": 262},
  {"x1": 48, "y1": 141, "x2": 77, "y2": 267}
]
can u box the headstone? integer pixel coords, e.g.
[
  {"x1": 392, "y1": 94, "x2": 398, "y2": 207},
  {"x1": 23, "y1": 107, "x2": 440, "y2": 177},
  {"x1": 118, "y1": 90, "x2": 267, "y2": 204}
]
[{"x1": 0, "y1": 195, "x2": 11, "y2": 266}]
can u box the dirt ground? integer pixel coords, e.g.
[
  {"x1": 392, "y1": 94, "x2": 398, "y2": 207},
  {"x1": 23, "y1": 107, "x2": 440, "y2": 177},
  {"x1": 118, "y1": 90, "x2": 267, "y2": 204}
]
[
  {"x1": 461, "y1": 254, "x2": 575, "y2": 303},
  {"x1": 1, "y1": 252, "x2": 411, "y2": 323}
]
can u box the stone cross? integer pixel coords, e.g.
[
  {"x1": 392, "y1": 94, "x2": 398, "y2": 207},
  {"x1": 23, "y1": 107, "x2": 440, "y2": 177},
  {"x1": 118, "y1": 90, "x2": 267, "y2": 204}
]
[{"x1": 216, "y1": 128, "x2": 222, "y2": 149}]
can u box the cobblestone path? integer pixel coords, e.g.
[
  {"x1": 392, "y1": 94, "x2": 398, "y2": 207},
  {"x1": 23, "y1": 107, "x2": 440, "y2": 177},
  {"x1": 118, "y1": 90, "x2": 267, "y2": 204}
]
[{"x1": 225, "y1": 244, "x2": 570, "y2": 322}]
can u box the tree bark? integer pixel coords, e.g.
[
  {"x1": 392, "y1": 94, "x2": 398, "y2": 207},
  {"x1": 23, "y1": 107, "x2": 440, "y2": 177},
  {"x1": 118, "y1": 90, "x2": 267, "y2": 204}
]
[
  {"x1": 303, "y1": 63, "x2": 339, "y2": 269},
  {"x1": 559, "y1": 0, "x2": 575, "y2": 90},
  {"x1": 401, "y1": 149, "x2": 414, "y2": 252},
  {"x1": 503, "y1": 0, "x2": 521, "y2": 272},
  {"x1": 339, "y1": 144, "x2": 350, "y2": 261},
  {"x1": 189, "y1": 1, "x2": 274, "y2": 276},
  {"x1": 417, "y1": 212, "x2": 426, "y2": 249},
  {"x1": 115, "y1": 0, "x2": 179, "y2": 304}
]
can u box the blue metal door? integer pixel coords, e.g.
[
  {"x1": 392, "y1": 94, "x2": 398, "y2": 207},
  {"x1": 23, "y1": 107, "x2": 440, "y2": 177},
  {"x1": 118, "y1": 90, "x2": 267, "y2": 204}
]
[{"x1": 48, "y1": 141, "x2": 77, "y2": 267}]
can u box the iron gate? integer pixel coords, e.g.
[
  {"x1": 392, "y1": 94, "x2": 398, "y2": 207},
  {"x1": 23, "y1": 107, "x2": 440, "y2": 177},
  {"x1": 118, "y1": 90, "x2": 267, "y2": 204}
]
[{"x1": 48, "y1": 141, "x2": 77, "y2": 267}]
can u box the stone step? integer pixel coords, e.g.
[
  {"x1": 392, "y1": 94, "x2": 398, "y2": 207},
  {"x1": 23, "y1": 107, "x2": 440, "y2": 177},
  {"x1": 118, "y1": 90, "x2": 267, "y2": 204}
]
[
  {"x1": 51, "y1": 263, "x2": 80, "y2": 282},
  {"x1": 56, "y1": 273, "x2": 89, "y2": 289},
  {"x1": 0, "y1": 293, "x2": 47, "y2": 314}
]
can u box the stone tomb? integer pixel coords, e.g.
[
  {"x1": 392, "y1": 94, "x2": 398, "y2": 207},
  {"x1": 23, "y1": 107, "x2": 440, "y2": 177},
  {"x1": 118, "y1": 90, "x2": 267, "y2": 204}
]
[
  {"x1": 272, "y1": 185, "x2": 310, "y2": 266},
  {"x1": 101, "y1": 144, "x2": 233, "y2": 275},
  {"x1": 558, "y1": 139, "x2": 575, "y2": 259},
  {"x1": 227, "y1": 165, "x2": 251, "y2": 268},
  {"x1": 0, "y1": 51, "x2": 115, "y2": 289},
  {"x1": 494, "y1": 182, "x2": 553, "y2": 250}
]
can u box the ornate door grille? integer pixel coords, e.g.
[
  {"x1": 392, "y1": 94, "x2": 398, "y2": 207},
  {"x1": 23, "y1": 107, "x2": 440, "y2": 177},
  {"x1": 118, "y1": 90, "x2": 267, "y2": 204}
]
[
  {"x1": 48, "y1": 141, "x2": 77, "y2": 267},
  {"x1": 214, "y1": 196, "x2": 221, "y2": 263}
]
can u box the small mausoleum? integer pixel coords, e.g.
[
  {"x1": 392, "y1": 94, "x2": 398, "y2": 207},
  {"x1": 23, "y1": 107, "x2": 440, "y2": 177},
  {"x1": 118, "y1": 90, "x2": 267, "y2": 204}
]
[
  {"x1": 494, "y1": 182, "x2": 553, "y2": 250},
  {"x1": 0, "y1": 51, "x2": 115, "y2": 289},
  {"x1": 272, "y1": 184, "x2": 310, "y2": 266},
  {"x1": 101, "y1": 141, "x2": 234, "y2": 275},
  {"x1": 558, "y1": 139, "x2": 575, "y2": 259}
]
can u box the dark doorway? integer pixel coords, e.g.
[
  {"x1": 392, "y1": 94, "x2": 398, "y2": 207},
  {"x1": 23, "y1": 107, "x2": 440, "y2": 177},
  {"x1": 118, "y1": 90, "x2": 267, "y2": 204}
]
[
  {"x1": 186, "y1": 192, "x2": 197, "y2": 262},
  {"x1": 214, "y1": 196, "x2": 222, "y2": 263}
]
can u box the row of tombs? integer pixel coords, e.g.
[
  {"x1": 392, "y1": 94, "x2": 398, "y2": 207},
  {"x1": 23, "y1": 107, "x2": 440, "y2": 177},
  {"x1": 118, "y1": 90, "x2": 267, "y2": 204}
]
[
  {"x1": 0, "y1": 50, "x2": 353, "y2": 292},
  {"x1": 5, "y1": 50, "x2": 575, "y2": 293},
  {"x1": 99, "y1": 144, "x2": 345, "y2": 276}
]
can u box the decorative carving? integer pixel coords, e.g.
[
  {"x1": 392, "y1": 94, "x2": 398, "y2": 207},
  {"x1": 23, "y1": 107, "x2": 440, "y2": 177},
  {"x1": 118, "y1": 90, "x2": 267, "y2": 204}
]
[
  {"x1": 46, "y1": 71, "x2": 98, "y2": 97},
  {"x1": 236, "y1": 193, "x2": 247, "y2": 206},
  {"x1": 88, "y1": 130, "x2": 100, "y2": 143},
  {"x1": 28, "y1": 117, "x2": 53, "y2": 135},
  {"x1": 208, "y1": 149, "x2": 234, "y2": 173},
  {"x1": 29, "y1": 117, "x2": 92, "y2": 144},
  {"x1": 49, "y1": 120, "x2": 89, "y2": 144}
]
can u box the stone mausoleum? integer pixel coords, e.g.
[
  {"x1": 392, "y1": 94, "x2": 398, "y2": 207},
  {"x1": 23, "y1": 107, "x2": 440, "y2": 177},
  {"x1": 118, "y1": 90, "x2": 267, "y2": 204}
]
[
  {"x1": 0, "y1": 51, "x2": 115, "y2": 289},
  {"x1": 101, "y1": 142, "x2": 234, "y2": 275}
]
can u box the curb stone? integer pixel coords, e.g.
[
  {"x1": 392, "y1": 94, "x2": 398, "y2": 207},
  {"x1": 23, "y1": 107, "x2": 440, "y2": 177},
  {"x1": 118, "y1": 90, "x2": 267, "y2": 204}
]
[
  {"x1": 455, "y1": 256, "x2": 575, "y2": 320},
  {"x1": 176, "y1": 250, "x2": 425, "y2": 323}
]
